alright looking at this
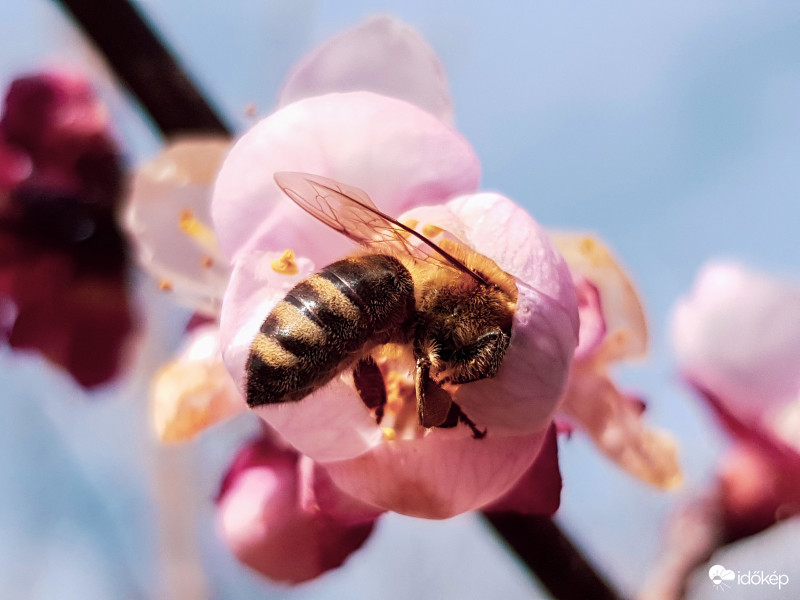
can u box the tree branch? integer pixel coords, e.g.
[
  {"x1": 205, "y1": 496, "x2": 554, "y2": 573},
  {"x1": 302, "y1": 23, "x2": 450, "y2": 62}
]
[
  {"x1": 54, "y1": 0, "x2": 231, "y2": 137},
  {"x1": 483, "y1": 513, "x2": 625, "y2": 600}
]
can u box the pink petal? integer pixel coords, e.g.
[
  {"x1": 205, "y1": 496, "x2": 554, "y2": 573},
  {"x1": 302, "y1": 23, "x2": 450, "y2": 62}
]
[
  {"x1": 217, "y1": 435, "x2": 376, "y2": 584},
  {"x1": 0, "y1": 141, "x2": 32, "y2": 190},
  {"x1": 672, "y1": 261, "x2": 800, "y2": 424},
  {"x1": 572, "y1": 275, "x2": 607, "y2": 360},
  {"x1": 322, "y1": 428, "x2": 547, "y2": 519},
  {"x1": 552, "y1": 232, "x2": 648, "y2": 361},
  {"x1": 211, "y1": 92, "x2": 480, "y2": 265},
  {"x1": 125, "y1": 137, "x2": 231, "y2": 316},
  {"x1": 279, "y1": 16, "x2": 454, "y2": 124},
  {"x1": 691, "y1": 384, "x2": 800, "y2": 477}
]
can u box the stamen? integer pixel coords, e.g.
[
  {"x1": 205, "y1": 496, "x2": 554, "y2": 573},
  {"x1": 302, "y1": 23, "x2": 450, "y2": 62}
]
[
  {"x1": 179, "y1": 209, "x2": 220, "y2": 254},
  {"x1": 201, "y1": 255, "x2": 214, "y2": 269},
  {"x1": 381, "y1": 427, "x2": 397, "y2": 441},
  {"x1": 421, "y1": 224, "x2": 443, "y2": 237},
  {"x1": 271, "y1": 249, "x2": 298, "y2": 275},
  {"x1": 158, "y1": 279, "x2": 173, "y2": 291}
]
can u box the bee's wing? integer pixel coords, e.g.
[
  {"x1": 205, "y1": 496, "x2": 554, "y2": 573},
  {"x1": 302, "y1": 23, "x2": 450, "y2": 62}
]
[{"x1": 274, "y1": 172, "x2": 488, "y2": 285}]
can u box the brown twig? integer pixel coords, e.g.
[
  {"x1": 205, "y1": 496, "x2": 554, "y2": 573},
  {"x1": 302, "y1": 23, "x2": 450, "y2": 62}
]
[
  {"x1": 54, "y1": 0, "x2": 231, "y2": 137},
  {"x1": 483, "y1": 513, "x2": 625, "y2": 600}
]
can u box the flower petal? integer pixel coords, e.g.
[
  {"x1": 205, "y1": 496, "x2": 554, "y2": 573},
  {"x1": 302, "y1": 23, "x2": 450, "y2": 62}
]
[
  {"x1": 672, "y1": 261, "x2": 800, "y2": 424},
  {"x1": 211, "y1": 92, "x2": 480, "y2": 265},
  {"x1": 125, "y1": 137, "x2": 231, "y2": 316},
  {"x1": 572, "y1": 275, "x2": 607, "y2": 360},
  {"x1": 562, "y1": 365, "x2": 682, "y2": 489},
  {"x1": 279, "y1": 16, "x2": 454, "y2": 124},
  {"x1": 691, "y1": 383, "x2": 800, "y2": 475},
  {"x1": 151, "y1": 324, "x2": 245, "y2": 442},
  {"x1": 551, "y1": 233, "x2": 648, "y2": 361},
  {"x1": 322, "y1": 428, "x2": 547, "y2": 519}
]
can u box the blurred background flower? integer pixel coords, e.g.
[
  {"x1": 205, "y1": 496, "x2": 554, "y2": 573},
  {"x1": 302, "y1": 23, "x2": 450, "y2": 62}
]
[
  {"x1": 0, "y1": 71, "x2": 135, "y2": 388},
  {"x1": 644, "y1": 262, "x2": 800, "y2": 599}
]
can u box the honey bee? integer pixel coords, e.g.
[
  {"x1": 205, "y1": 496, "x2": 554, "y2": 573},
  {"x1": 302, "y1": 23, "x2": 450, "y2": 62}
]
[{"x1": 245, "y1": 173, "x2": 518, "y2": 438}]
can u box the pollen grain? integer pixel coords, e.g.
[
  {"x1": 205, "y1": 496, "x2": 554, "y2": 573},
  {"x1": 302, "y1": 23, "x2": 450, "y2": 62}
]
[{"x1": 271, "y1": 249, "x2": 298, "y2": 275}]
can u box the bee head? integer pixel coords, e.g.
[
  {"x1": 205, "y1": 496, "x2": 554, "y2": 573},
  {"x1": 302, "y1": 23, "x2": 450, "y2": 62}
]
[{"x1": 417, "y1": 284, "x2": 514, "y2": 380}]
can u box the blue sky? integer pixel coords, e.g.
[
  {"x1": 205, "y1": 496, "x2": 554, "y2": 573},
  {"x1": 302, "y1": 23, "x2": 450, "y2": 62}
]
[{"x1": 2, "y1": 1, "x2": 799, "y2": 598}]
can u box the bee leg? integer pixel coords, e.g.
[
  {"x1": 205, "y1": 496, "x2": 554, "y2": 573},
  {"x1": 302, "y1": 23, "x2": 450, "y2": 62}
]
[
  {"x1": 448, "y1": 329, "x2": 510, "y2": 384},
  {"x1": 353, "y1": 356, "x2": 386, "y2": 424},
  {"x1": 438, "y1": 402, "x2": 487, "y2": 439},
  {"x1": 415, "y1": 356, "x2": 452, "y2": 428}
]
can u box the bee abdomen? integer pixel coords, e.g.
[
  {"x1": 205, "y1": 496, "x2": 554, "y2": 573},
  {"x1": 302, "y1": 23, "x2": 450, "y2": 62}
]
[
  {"x1": 246, "y1": 254, "x2": 414, "y2": 407},
  {"x1": 320, "y1": 255, "x2": 414, "y2": 330}
]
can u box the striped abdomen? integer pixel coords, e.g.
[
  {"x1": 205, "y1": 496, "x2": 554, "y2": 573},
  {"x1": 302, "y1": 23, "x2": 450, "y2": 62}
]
[{"x1": 246, "y1": 254, "x2": 414, "y2": 407}]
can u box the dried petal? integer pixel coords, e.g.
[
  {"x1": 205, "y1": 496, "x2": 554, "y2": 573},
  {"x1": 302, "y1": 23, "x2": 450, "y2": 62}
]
[
  {"x1": 151, "y1": 324, "x2": 245, "y2": 442},
  {"x1": 557, "y1": 233, "x2": 680, "y2": 488},
  {"x1": 552, "y1": 232, "x2": 647, "y2": 361},
  {"x1": 561, "y1": 365, "x2": 681, "y2": 489}
]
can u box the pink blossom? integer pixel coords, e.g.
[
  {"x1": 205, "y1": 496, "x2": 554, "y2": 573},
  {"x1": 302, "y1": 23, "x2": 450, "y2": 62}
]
[
  {"x1": 0, "y1": 72, "x2": 135, "y2": 388},
  {"x1": 673, "y1": 261, "x2": 800, "y2": 524},
  {"x1": 217, "y1": 432, "x2": 379, "y2": 584},
  {"x1": 673, "y1": 261, "x2": 800, "y2": 432},
  {"x1": 644, "y1": 262, "x2": 800, "y2": 599},
  {"x1": 213, "y1": 91, "x2": 578, "y2": 517}
]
